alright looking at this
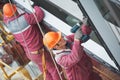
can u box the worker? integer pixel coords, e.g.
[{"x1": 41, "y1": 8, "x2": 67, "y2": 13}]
[
  {"x1": 43, "y1": 19, "x2": 102, "y2": 80},
  {"x1": 3, "y1": 3, "x2": 61, "y2": 80}
]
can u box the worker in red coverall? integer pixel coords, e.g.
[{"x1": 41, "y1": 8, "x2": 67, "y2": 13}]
[
  {"x1": 3, "y1": 3, "x2": 61, "y2": 80},
  {"x1": 43, "y1": 19, "x2": 102, "y2": 80}
]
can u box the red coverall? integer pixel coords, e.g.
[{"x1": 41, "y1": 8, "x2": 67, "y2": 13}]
[
  {"x1": 4, "y1": 6, "x2": 60, "y2": 80},
  {"x1": 53, "y1": 34, "x2": 102, "y2": 80}
]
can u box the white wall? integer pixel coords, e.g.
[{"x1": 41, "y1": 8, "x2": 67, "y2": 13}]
[{"x1": 49, "y1": 0, "x2": 83, "y2": 20}]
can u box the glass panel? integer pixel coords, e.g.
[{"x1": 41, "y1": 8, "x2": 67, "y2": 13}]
[
  {"x1": 34, "y1": 0, "x2": 82, "y2": 26},
  {"x1": 94, "y1": 0, "x2": 120, "y2": 44},
  {"x1": 94, "y1": 0, "x2": 119, "y2": 27}
]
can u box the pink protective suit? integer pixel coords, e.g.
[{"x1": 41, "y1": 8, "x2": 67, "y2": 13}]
[
  {"x1": 53, "y1": 34, "x2": 102, "y2": 80},
  {"x1": 4, "y1": 6, "x2": 61, "y2": 80}
]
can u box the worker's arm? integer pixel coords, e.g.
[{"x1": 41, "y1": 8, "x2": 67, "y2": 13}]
[
  {"x1": 55, "y1": 40, "x2": 84, "y2": 69},
  {"x1": 55, "y1": 25, "x2": 92, "y2": 69},
  {"x1": 24, "y1": 6, "x2": 44, "y2": 24},
  {"x1": 55, "y1": 27, "x2": 83, "y2": 68},
  {"x1": 65, "y1": 34, "x2": 74, "y2": 42}
]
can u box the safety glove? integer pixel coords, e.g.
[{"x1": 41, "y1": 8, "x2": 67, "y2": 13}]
[
  {"x1": 74, "y1": 24, "x2": 92, "y2": 42},
  {"x1": 74, "y1": 17, "x2": 92, "y2": 42},
  {"x1": 74, "y1": 27, "x2": 82, "y2": 40},
  {"x1": 71, "y1": 22, "x2": 82, "y2": 33}
]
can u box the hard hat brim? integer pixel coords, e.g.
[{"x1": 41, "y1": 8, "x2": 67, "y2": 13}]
[{"x1": 50, "y1": 31, "x2": 61, "y2": 49}]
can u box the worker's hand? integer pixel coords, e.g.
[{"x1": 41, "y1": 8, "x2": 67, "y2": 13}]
[
  {"x1": 74, "y1": 27, "x2": 82, "y2": 40},
  {"x1": 81, "y1": 24, "x2": 92, "y2": 35},
  {"x1": 74, "y1": 24, "x2": 92, "y2": 42},
  {"x1": 80, "y1": 24, "x2": 92, "y2": 42}
]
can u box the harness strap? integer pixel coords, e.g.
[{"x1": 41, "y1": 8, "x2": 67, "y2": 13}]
[{"x1": 42, "y1": 49, "x2": 46, "y2": 80}]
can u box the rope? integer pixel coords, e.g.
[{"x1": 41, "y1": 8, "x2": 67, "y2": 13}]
[
  {"x1": 8, "y1": 0, "x2": 25, "y2": 65},
  {"x1": 8, "y1": 0, "x2": 37, "y2": 78},
  {"x1": 7, "y1": 0, "x2": 63, "y2": 80},
  {"x1": 27, "y1": 0, "x2": 63, "y2": 80},
  {"x1": 42, "y1": 49, "x2": 46, "y2": 80},
  {"x1": 0, "y1": 0, "x2": 26, "y2": 78}
]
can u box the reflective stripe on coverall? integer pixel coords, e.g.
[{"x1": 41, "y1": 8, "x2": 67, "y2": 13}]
[
  {"x1": 4, "y1": 6, "x2": 61, "y2": 80},
  {"x1": 53, "y1": 34, "x2": 102, "y2": 80}
]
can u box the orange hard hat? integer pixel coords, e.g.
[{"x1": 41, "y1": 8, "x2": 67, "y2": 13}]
[
  {"x1": 3, "y1": 3, "x2": 16, "y2": 17},
  {"x1": 43, "y1": 31, "x2": 61, "y2": 49}
]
